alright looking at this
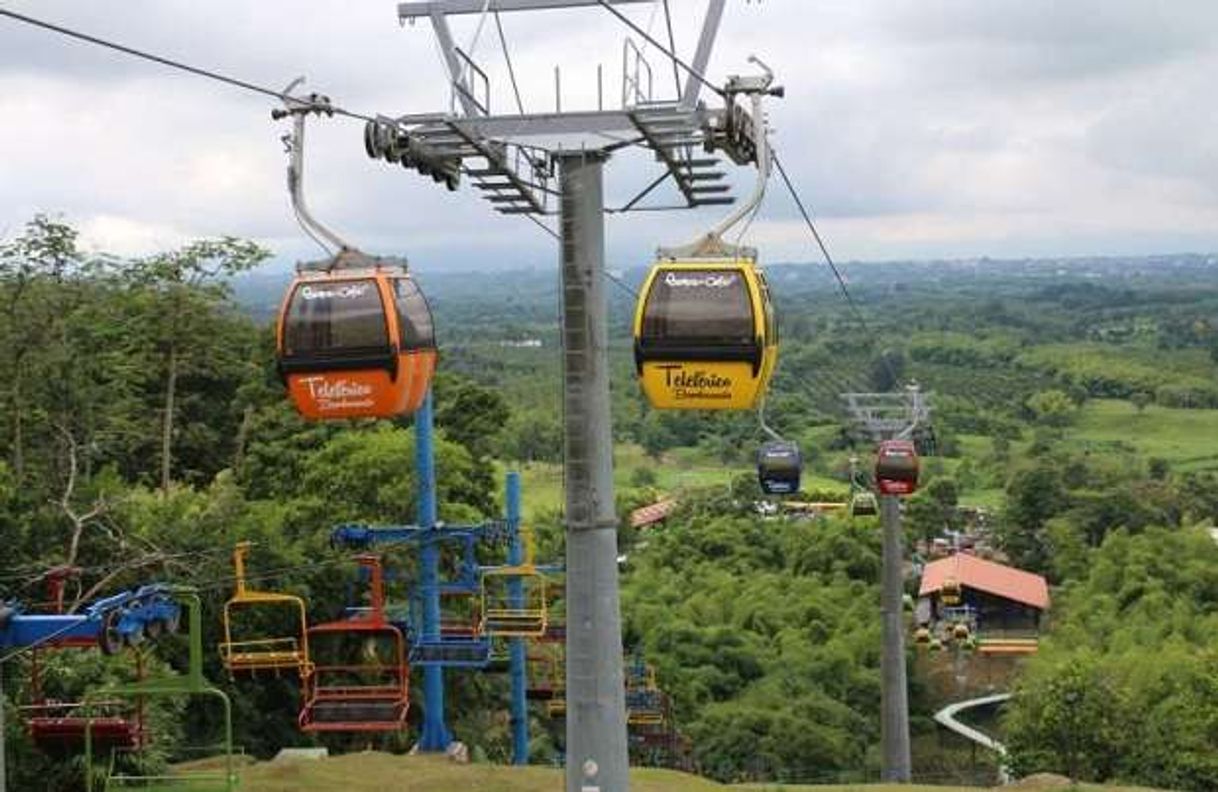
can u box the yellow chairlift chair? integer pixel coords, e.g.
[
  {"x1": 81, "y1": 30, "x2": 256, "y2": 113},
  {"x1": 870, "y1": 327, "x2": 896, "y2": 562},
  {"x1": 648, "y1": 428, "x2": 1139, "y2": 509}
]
[{"x1": 218, "y1": 542, "x2": 312, "y2": 677}]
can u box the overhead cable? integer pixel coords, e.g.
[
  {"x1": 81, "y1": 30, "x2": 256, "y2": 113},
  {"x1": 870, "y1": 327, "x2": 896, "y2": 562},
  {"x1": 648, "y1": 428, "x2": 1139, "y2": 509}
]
[{"x1": 0, "y1": 7, "x2": 376, "y2": 123}]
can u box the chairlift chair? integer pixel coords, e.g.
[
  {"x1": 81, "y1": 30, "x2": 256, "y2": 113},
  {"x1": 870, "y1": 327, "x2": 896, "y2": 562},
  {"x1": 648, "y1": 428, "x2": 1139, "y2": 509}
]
[
  {"x1": 478, "y1": 529, "x2": 548, "y2": 638},
  {"x1": 218, "y1": 542, "x2": 312, "y2": 676},
  {"x1": 407, "y1": 586, "x2": 492, "y2": 668},
  {"x1": 526, "y1": 642, "x2": 563, "y2": 701},
  {"x1": 624, "y1": 658, "x2": 665, "y2": 727},
  {"x1": 850, "y1": 491, "x2": 879, "y2": 517},
  {"x1": 941, "y1": 577, "x2": 963, "y2": 606},
  {"x1": 299, "y1": 556, "x2": 409, "y2": 733}
]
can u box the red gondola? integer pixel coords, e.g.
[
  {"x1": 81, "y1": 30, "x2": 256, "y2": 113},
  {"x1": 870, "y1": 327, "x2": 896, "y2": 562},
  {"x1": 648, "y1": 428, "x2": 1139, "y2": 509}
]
[
  {"x1": 875, "y1": 439, "x2": 919, "y2": 496},
  {"x1": 298, "y1": 556, "x2": 409, "y2": 733}
]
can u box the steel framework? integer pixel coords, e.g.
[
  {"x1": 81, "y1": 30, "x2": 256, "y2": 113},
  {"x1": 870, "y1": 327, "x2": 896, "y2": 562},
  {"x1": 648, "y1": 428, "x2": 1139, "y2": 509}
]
[
  {"x1": 843, "y1": 383, "x2": 931, "y2": 783},
  {"x1": 368, "y1": 4, "x2": 774, "y2": 789}
]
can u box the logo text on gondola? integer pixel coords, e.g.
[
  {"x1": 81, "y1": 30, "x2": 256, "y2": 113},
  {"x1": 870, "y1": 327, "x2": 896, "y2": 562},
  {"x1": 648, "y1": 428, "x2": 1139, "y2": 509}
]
[
  {"x1": 664, "y1": 272, "x2": 737, "y2": 289},
  {"x1": 299, "y1": 376, "x2": 375, "y2": 410},
  {"x1": 658, "y1": 365, "x2": 733, "y2": 400},
  {"x1": 300, "y1": 283, "x2": 370, "y2": 300}
]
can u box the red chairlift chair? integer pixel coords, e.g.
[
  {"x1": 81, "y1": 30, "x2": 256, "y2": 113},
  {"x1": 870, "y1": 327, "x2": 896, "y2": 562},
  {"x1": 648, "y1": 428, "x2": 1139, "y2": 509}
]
[{"x1": 298, "y1": 555, "x2": 409, "y2": 733}]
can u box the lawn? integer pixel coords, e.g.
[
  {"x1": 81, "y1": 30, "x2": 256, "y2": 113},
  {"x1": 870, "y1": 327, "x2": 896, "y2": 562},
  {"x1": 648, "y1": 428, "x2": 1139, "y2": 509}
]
[{"x1": 232, "y1": 753, "x2": 1169, "y2": 792}]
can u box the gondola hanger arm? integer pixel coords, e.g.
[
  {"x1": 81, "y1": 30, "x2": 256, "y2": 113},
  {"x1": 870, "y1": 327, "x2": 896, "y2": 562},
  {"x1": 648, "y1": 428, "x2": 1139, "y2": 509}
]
[
  {"x1": 664, "y1": 57, "x2": 780, "y2": 258},
  {"x1": 273, "y1": 77, "x2": 354, "y2": 259}
]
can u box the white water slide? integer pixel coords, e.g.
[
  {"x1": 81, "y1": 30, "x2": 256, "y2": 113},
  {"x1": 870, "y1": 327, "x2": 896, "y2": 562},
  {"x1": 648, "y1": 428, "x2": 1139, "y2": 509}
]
[{"x1": 933, "y1": 692, "x2": 1013, "y2": 784}]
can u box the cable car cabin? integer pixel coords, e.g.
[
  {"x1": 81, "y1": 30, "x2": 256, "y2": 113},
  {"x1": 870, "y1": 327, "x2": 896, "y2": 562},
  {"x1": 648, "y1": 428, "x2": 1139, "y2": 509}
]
[
  {"x1": 633, "y1": 256, "x2": 777, "y2": 410},
  {"x1": 850, "y1": 491, "x2": 879, "y2": 517},
  {"x1": 757, "y1": 441, "x2": 801, "y2": 495},
  {"x1": 276, "y1": 251, "x2": 436, "y2": 420},
  {"x1": 874, "y1": 439, "x2": 920, "y2": 496},
  {"x1": 219, "y1": 542, "x2": 311, "y2": 676},
  {"x1": 299, "y1": 557, "x2": 408, "y2": 733}
]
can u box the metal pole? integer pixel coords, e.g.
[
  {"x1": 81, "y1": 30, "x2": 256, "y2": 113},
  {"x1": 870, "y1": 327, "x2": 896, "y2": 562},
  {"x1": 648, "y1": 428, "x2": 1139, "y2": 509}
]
[
  {"x1": 506, "y1": 472, "x2": 530, "y2": 765},
  {"x1": 415, "y1": 391, "x2": 452, "y2": 751},
  {"x1": 880, "y1": 494, "x2": 912, "y2": 782},
  {"x1": 557, "y1": 150, "x2": 629, "y2": 792}
]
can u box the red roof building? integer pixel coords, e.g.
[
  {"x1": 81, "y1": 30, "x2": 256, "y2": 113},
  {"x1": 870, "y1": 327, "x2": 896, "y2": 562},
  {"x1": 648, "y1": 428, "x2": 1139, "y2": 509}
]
[
  {"x1": 919, "y1": 553, "x2": 1050, "y2": 610},
  {"x1": 629, "y1": 499, "x2": 676, "y2": 530},
  {"x1": 919, "y1": 553, "x2": 1049, "y2": 634}
]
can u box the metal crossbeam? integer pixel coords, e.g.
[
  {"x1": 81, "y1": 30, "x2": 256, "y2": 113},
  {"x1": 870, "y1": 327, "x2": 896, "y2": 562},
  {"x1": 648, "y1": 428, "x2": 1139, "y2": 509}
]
[
  {"x1": 842, "y1": 386, "x2": 931, "y2": 441},
  {"x1": 399, "y1": 0, "x2": 651, "y2": 18}
]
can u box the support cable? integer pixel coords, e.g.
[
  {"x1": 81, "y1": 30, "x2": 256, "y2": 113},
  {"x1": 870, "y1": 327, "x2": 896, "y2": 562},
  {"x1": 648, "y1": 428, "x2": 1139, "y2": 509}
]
[
  {"x1": 661, "y1": 0, "x2": 682, "y2": 100},
  {"x1": 594, "y1": 0, "x2": 725, "y2": 99},
  {"x1": 493, "y1": 11, "x2": 526, "y2": 115},
  {"x1": 771, "y1": 148, "x2": 902, "y2": 388}
]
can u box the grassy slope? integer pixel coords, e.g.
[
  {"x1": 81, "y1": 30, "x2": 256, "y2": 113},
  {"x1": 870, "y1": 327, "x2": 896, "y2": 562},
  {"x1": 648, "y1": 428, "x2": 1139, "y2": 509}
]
[
  {"x1": 1069, "y1": 399, "x2": 1218, "y2": 472},
  {"x1": 233, "y1": 753, "x2": 1165, "y2": 792}
]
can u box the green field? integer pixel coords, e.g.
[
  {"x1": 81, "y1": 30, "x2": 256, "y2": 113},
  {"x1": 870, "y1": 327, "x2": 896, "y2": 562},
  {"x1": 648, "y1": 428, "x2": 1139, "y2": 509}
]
[
  {"x1": 503, "y1": 443, "x2": 847, "y2": 521},
  {"x1": 1069, "y1": 399, "x2": 1218, "y2": 472},
  {"x1": 231, "y1": 753, "x2": 1163, "y2": 792},
  {"x1": 504, "y1": 444, "x2": 745, "y2": 520}
]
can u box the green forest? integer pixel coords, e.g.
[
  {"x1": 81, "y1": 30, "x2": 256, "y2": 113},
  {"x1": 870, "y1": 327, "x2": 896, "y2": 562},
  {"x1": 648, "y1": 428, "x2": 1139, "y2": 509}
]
[{"x1": 3, "y1": 214, "x2": 1218, "y2": 790}]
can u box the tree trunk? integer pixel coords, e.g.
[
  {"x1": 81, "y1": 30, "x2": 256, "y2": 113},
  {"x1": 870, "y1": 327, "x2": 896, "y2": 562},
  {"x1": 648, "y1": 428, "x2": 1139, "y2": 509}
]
[
  {"x1": 160, "y1": 342, "x2": 177, "y2": 494},
  {"x1": 232, "y1": 404, "x2": 254, "y2": 476},
  {"x1": 10, "y1": 361, "x2": 24, "y2": 480}
]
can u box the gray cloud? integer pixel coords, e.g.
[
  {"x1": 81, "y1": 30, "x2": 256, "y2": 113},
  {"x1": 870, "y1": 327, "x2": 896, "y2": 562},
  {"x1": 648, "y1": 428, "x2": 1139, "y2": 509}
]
[{"x1": 0, "y1": 0, "x2": 1215, "y2": 269}]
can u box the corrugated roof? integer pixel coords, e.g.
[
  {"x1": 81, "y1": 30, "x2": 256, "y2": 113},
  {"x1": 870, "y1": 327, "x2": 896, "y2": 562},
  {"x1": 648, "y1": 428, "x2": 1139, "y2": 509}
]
[
  {"x1": 629, "y1": 499, "x2": 676, "y2": 529},
  {"x1": 919, "y1": 552, "x2": 1050, "y2": 610}
]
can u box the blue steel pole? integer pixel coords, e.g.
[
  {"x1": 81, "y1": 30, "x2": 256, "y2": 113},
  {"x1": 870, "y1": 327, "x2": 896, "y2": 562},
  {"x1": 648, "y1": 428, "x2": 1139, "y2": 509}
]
[
  {"x1": 415, "y1": 391, "x2": 451, "y2": 751},
  {"x1": 506, "y1": 471, "x2": 529, "y2": 765}
]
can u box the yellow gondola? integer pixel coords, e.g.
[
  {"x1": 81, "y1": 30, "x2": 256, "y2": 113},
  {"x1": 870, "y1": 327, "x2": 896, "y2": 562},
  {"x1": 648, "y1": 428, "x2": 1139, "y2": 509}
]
[
  {"x1": 633, "y1": 69, "x2": 780, "y2": 412},
  {"x1": 633, "y1": 249, "x2": 777, "y2": 410},
  {"x1": 479, "y1": 529, "x2": 548, "y2": 638},
  {"x1": 219, "y1": 542, "x2": 311, "y2": 676}
]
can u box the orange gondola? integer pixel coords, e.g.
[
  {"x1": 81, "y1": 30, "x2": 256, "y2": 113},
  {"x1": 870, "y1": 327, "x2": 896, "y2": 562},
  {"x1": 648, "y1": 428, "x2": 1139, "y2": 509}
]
[
  {"x1": 274, "y1": 97, "x2": 436, "y2": 421},
  {"x1": 276, "y1": 252, "x2": 436, "y2": 420}
]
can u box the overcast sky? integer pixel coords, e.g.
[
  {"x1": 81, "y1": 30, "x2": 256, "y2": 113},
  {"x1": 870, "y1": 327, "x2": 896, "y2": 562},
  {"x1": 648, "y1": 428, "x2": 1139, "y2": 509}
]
[{"x1": 1, "y1": 1, "x2": 1215, "y2": 272}]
